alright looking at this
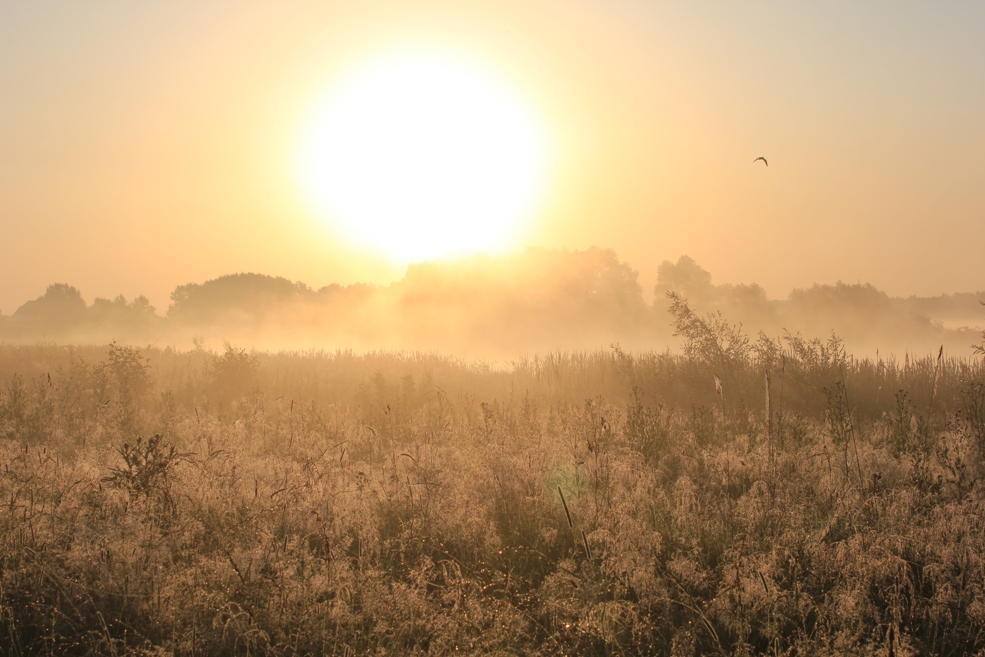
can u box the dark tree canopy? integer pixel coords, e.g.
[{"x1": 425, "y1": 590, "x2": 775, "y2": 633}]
[
  {"x1": 10, "y1": 283, "x2": 87, "y2": 330},
  {"x1": 168, "y1": 273, "x2": 315, "y2": 323}
]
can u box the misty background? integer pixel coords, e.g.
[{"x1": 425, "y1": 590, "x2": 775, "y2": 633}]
[
  {"x1": 2, "y1": 248, "x2": 981, "y2": 360},
  {"x1": 4, "y1": 2, "x2": 985, "y2": 314}
]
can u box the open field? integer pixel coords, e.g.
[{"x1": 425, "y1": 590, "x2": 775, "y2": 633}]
[
  {"x1": 2, "y1": 319, "x2": 985, "y2": 656},
  {"x1": 6, "y1": 3, "x2": 985, "y2": 655}
]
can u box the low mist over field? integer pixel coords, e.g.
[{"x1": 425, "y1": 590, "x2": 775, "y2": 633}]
[{"x1": 2, "y1": 249, "x2": 982, "y2": 360}]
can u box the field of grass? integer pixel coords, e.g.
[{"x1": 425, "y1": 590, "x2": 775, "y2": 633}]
[{"x1": 2, "y1": 320, "x2": 985, "y2": 654}]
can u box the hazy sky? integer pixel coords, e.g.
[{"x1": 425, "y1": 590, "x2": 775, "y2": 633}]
[{"x1": 2, "y1": 1, "x2": 983, "y2": 315}]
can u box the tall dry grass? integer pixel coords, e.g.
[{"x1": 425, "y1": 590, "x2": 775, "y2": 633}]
[{"x1": 1, "y1": 321, "x2": 984, "y2": 654}]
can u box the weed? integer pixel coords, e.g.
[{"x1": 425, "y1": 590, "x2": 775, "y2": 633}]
[{"x1": 0, "y1": 339, "x2": 982, "y2": 654}]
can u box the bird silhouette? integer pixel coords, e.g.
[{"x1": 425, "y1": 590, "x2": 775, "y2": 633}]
[{"x1": 754, "y1": 156, "x2": 768, "y2": 167}]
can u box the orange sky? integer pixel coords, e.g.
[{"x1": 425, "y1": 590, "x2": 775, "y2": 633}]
[{"x1": 2, "y1": 1, "x2": 984, "y2": 315}]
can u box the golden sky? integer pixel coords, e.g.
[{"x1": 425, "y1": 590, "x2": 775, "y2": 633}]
[{"x1": 2, "y1": 1, "x2": 983, "y2": 314}]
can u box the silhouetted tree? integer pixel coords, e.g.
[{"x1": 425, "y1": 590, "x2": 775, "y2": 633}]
[
  {"x1": 89, "y1": 295, "x2": 159, "y2": 337},
  {"x1": 787, "y1": 282, "x2": 936, "y2": 344},
  {"x1": 654, "y1": 255, "x2": 714, "y2": 302},
  {"x1": 9, "y1": 283, "x2": 87, "y2": 335},
  {"x1": 168, "y1": 273, "x2": 315, "y2": 323},
  {"x1": 655, "y1": 256, "x2": 775, "y2": 332}
]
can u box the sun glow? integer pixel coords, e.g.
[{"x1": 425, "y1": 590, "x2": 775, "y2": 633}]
[{"x1": 297, "y1": 51, "x2": 551, "y2": 262}]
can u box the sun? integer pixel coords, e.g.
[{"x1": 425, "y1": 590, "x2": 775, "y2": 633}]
[{"x1": 297, "y1": 51, "x2": 551, "y2": 262}]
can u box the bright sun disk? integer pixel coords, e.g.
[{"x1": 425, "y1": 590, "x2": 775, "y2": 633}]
[{"x1": 297, "y1": 52, "x2": 550, "y2": 262}]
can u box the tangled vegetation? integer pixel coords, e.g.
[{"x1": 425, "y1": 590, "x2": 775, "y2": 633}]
[{"x1": 1, "y1": 310, "x2": 985, "y2": 655}]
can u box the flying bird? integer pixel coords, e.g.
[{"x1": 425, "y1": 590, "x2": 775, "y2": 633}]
[{"x1": 754, "y1": 156, "x2": 768, "y2": 167}]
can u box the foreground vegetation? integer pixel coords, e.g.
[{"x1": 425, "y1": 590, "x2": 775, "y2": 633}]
[{"x1": 2, "y1": 312, "x2": 985, "y2": 655}]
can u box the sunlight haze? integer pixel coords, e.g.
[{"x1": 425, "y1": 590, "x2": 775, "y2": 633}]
[
  {"x1": 2, "y1": 0, "x2": 983, "y2": 315},
  {"x1": 296, "y1": 49, "x2": 551, "y2": 261},
  {"x1": 5, "y1": 4, "x2": 985, "y2": 651}
]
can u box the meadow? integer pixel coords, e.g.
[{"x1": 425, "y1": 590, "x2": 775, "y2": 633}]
[{"x1": 2, "y1": 305, "x2": 985, "y2": 656}]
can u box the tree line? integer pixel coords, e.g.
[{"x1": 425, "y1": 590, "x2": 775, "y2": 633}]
[{"x1": 1, "y1": 249, "x2": 981, "y2": 357}]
